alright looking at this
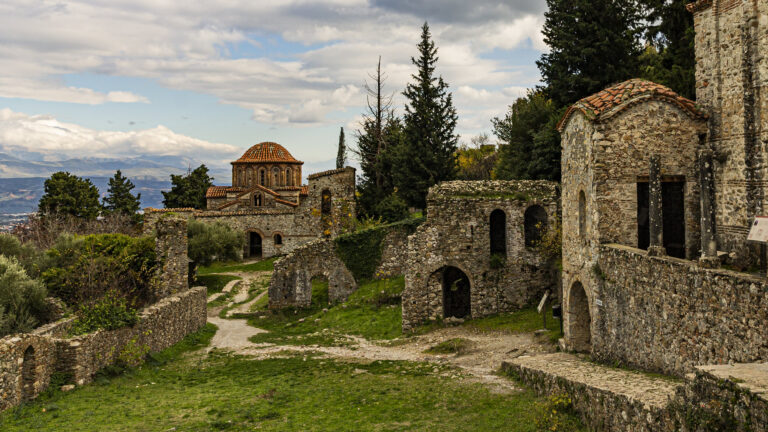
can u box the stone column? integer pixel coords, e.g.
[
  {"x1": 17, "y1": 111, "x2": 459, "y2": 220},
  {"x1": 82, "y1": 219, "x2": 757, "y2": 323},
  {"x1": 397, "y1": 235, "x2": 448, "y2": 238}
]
[
  {"x1": 648, "y1": 155, "x2": 666, "y2": 256},
  {"x1": 699, "y1": 149, "x2": 719, "y2": 267},
  {"x1": 154, "y1": 216, "x2": 189, "y2": 299}
]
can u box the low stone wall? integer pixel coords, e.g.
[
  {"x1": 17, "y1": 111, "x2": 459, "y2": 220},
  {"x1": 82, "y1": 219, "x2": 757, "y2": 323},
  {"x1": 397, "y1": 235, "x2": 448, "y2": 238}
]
[
  {"x1": 0, "y1": 334, "x2": 56, "y2": 412},
  {"x1": 55, "y1": 286, "x2": 207, "y2": 385},
  {"x1": 595, "y1": 244, "x2": 768, "y2": 377}
]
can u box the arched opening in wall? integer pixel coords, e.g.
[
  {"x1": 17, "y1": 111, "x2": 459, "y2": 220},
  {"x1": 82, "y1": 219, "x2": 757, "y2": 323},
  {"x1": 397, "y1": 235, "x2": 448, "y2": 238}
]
[
  {"x1": 274, "y1": 233, "x2": 282, "y2": 245},
  {"x1": 259, "y1": 169, "x2": 266, "y2": 186},
  {"x1": 254, "y1": 193, "x2": 262, "y2": 207},
  {"x1": 21, "y1": 345, "x2": 36, "y2": 401},
  {"x1": 249, "y1": 232, "x2": 262, "y2": 258},
  {"x1": 489, "y1": 209, "x2": 506, "y2": 256},
  {"x1": 524, "y1": 205, "x2": 548, "y2": 247},
  {"x1": 442, "y1": 266, "x2": 471, "y2": 319},
  {"x1": 578, "y1": 191, "x2": 587, "y2": 239},
  {"x1": 321, "y1": 189, "x2": 332, "y2": 215},
  {"x1": 636, "y1": 178, "x2": 687, "y2": 259},
  {"x1": 286, "y1": 168, "x2": 293, "y2": 186},
  {"x1": 568, "y1": 281, "x2": 591, "y2": 353},
  {"x1": 310, "y1": 275, "x2": 329, "y2": 307}
]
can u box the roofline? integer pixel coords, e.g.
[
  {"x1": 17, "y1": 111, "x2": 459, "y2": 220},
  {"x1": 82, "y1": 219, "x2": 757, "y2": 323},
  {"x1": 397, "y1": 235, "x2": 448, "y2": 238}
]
[
  {"x1": 231, "y1": 160, "x2": 304, "y2": 165},
  {"x1": 307, "y1": 166, "x2": 355, "y2": 180}
]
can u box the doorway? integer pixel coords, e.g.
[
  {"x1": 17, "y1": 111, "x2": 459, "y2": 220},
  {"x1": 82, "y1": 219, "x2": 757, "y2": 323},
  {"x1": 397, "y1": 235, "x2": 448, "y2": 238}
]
[
  {"x1": 442, "y1": 266, "x2": 471, "y2": 319},
  {"x1": 249, "y1": 232, "x2": 262, "y2": 258},
  {"x1": 637, "y1": 179, "x2": 686, "y2": 258}
]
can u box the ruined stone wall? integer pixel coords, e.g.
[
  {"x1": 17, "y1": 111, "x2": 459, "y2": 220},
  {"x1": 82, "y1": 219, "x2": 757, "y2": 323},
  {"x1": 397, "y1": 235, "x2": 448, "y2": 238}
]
[
  {"x1": 54, "y1": 286, "x2": 207, "y2": 386},
  {"x1": 692, "y1": 0, "x2": 768, "y2": 261},
  {"x1": 154, "y1": 216, "x2": 189, "y2": 298},
  {"x1": 594, "y1": 244, "x2": 768, "y2": 377},
  {"x1": 0, "y1": 334, "x2": 56, "y2": 412},
  {"x1": 402, "y1": 181, "x2": 558, "y2": 331}
]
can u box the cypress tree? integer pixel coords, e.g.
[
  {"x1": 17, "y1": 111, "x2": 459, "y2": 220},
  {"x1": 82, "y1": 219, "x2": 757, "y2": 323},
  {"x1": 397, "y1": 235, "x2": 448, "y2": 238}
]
[
  {"x1": 103, "y1": 170, "x2": 141, "y2": 217},
  {"x1": 336, "y1": 127, "x2": 347, "y2": 169},
  {"x1": 393, "y1": 22, "x2": 458, "y2": 209}
]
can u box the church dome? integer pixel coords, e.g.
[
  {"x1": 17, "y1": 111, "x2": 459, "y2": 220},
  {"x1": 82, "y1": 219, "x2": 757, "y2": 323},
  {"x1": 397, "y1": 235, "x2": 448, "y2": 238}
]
[{"x1": 234, "y1": 142, "x2": 302, "y2": 164}]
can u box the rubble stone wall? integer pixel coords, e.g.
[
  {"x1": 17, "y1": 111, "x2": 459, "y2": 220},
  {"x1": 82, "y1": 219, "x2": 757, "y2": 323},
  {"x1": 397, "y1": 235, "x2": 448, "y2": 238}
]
[
  {"x1": 155, "y1": 216, "x2": 189, "y2": 298},
  {"x1": 0, "y1": 334, "x2": 56, "y2": 412},
  {"x1": 595, "y1": 244, "x2": 768, "y2": 377},
  {"x1": 402, "y1": 181, "x2": 559, "y2": 331}
]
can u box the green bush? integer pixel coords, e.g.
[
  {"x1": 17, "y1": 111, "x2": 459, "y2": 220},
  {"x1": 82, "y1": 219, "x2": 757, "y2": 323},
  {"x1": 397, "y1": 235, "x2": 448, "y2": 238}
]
[
  {"x1": 69, "y1": 290, "x2": 139, "y2": 336},
  {"x1": 187, "y1": 220, "x2": 245, "y2": 267},
  {"x1": 0, "y1": 255, "x2": 48, "y2": 337},
  {"x1": 0, "y1": 234, "x2": 43, "y2": 278},
  {"x1": 374, "y1": 191, "x2": 409, "y2": 223},
  {"x1": 41, "y1": 233, "x2": 158, "y2": 307}
]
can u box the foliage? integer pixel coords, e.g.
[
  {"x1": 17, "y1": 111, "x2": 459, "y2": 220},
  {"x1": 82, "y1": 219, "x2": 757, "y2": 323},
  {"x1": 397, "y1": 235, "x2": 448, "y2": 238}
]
[
  {"x1": 0, "y1": 233, "x2": 43, "y2": 278},
  {"x1": 373, "y1": 190, "x2": 409, "y2": 223},
  {"x1": 162, "y1": 165, "x2": 213, "y2": 210},
  {"x1": 493, "y1": 91, "x2": 562, "y2": 181},
  {"x1": 196, "y1": 274, "x2": 241, "y2": 296},
  {"x1": 335, "y1": 127, "x2": 347, "y2": 169},
  {"x1": 489, "y1": 253, "x2": 505, "y2": 269},
  {"x1": 10, "y1": 212, "x2": 139, "y2": 251},
  {"x1": 536, "y1": 216, "x2": 562, "y2": 261},
  {"x1": 391, "y1": 22, "x2": 459, "y2": 209},
  {"x1": 102, "y1": 170, "x2": 142, "y2": 222},
  {"x1": 424, "y1": 338, "x2": 473, "y2": 355},
  {"x1": 40, "y1": 233, "x2": 158, "y2": 307},
  {"x1": 457, "y1": 135, "x2": 498, "y2": 180},
  {"x1": 38, "y1": 172, "x2": 102, "y2": 220},
  {"x1": 197, "y1": 257, "x2": 278, "y2": 275},
  {"x1": 0, "y1": 255, "x2": 48, "y2": 337},
  {"x1": 534, "y1": 393, "x2": 582, "y2": 432},
  {"x1": 187, "y1": 220, "x2": 245, "y2": 267},
  {"x1": 537, "y1": 0, "x2": 642, "y2": 107},
  {"x1": 69, "y1": 291, "x2": 139, "y2": 336}
]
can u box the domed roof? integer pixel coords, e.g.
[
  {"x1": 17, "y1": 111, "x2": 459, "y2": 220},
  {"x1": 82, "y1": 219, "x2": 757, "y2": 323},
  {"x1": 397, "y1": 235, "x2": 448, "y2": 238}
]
[{"x1": 233, "y1": 142, "x2": 302, "y2": 164}]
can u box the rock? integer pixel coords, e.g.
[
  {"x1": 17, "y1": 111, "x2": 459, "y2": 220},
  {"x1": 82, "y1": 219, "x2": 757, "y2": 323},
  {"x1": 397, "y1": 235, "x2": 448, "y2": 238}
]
[{"x1": 61, "y1": 385, "x2": 75, "y2": 392}]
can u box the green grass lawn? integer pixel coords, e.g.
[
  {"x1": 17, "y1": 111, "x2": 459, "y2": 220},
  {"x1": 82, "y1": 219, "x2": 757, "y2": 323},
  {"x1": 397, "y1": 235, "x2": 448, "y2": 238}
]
[
  {"x1": 195, "y1": 274, "x2": 242, "y2": 296},
  {"x1": 0, "y1": 324, "x2": 585, "y2": 432},
  {"x1": 197, "y1": 257, "x2": 279, "y2": 275},
  {"x1": 463, "y1": 306, "x2": 563, "y2": 343}
]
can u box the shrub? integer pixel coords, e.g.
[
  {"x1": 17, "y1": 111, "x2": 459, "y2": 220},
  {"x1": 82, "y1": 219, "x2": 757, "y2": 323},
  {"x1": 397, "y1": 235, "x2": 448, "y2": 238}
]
[
  {"x1": 69, "y1": 290, "x2": 139, "y2": 336},
  {"x1": 374, "y1": 191, "x2": 409, "y2": 223},
  {"x1": 187, "y1": 220, "x2": 245, "y2": 267},
  {"x1": 0, "y1": 255, "x2": 48, "y2": 337},
  {"x1": 0, "y1": 233, "x2": 43, "y2": 277},
  {"x1": 41, "y1": 233, "x2": 158, "y2": 307},
  {"x1": 12, "y1": 212, "x2": 139, "y2": 250}
]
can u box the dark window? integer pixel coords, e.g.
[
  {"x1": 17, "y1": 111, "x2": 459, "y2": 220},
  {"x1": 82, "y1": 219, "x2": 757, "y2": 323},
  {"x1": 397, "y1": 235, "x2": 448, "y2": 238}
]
[
  {"x1": 321, "y1": 189, "x2": 332, "y2": 215},
  {"x1": 259, "y1": 169, "x2": 266, "y2": 185},
  {"x1": 254, "y1": 193, "x2": 262, "y2": 207},
  {"x1": 249, "y1": 232, "x2": 262, "y2": 258},
  {"x1": 524, "y1": 205, "x2": 548, "y2": 247},
  {"x1": 489, "y1": 209, "x2": 506, "y2": 256},
  {"x1": 578, "y1": 191, "x2": 587, "y2": 239},
  {"x1": 274, "y1": 234, "x2": 282, "y2": 245},
  {"x1": 637, "y1": 179, "x2": 686, "y2": 258}
]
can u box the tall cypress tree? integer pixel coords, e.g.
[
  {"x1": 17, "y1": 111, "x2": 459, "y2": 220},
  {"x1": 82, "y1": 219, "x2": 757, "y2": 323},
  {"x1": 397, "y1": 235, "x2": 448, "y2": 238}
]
[
  {"x1": 103, "y1": 170, "x2": 141, "y2": 217},
  {"x1": 336, "y1": 127, "x2": 347, "y2": 169},
  {"x1": 393, "y1": 22, "x2": 458, "y2": 209},
  {"x1": 537, "y1": 0, "x2": 642, "y2": 107}
]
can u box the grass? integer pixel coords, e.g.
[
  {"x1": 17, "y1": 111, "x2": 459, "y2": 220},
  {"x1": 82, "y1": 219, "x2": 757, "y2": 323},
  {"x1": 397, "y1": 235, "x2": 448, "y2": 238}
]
[
  {"x1": 424, "y1": 338, "x2": 473, "y2": 355},
  {"x1": 0, "y1": 341, "x2": 586, "y2": 431},
  {"x1": 463, "y1": 306, "x2": 563, "y2": 343},
  {"x1": 195, "y1": 274, "x2": 242, "y2": 296},
  {"x1": 247, "y1": 277, "x2": 405, "y2": 347},
  {"x1": 197, "y1": 257, "x2": 279, "y2": 275}
]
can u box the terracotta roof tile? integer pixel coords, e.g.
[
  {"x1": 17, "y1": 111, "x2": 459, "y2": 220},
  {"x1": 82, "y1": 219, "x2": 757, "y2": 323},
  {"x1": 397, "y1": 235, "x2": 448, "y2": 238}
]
[
  {"x1": 233, "y1": 142, "x2": 303, "y2": 164},
  {"x1": 557, "y1": 79, "x2": 707, "y2": 131},
  {"x1": 300, "y1": 186, "x2": 309, "y2": 196},
  {"x1": 274, "y1": 198, "x2": 299, "y2": 208},
  {"x1": 206, "y1": 186, "x2": 244, "y2": 198}
]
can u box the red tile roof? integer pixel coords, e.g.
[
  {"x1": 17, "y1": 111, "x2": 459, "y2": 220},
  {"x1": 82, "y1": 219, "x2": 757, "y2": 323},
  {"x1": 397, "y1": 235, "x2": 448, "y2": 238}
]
[
  {"x1": 233, "y1": 142, "x2": 303, "y2": 164},
  {"x1": 557, "y1": 79, "x2": 708, "y2": 131},
  {"x1": 206, "y1": 186, "x2": 244, "y2": 198},
  {"x1": 275, "y1": 198, "x2": 299, "y2": 208},
  {"x1": 300, "y1": 186, "x2": 309, "y2": 196}
]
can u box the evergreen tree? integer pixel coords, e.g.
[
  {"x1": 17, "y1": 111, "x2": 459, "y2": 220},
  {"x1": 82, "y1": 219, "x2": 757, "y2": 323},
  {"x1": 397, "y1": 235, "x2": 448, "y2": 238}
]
[
  {"x1": 537, "y1": 0, "x2": 642, "y2": 107},
  {"x1": 162, "y1": 165, "x2": 213, "y2": 209},
  {"x1": 336, "y1": 127, "x2": 347, "y2": 169},
  {"x1": 392, "y1": 22, "x2": 459, "y2": 209},
  {"x1": 38, "y1": 172, "x2": 102, "y2": 220},
  {"x1": 103, "y1": 170, "x2": 141, "y2": 218}
]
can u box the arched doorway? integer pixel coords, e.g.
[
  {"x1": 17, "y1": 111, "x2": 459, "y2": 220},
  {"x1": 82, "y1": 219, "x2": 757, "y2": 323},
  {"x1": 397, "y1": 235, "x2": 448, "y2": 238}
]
[
  {"x1": 21, "y1": 346, "x2": 36, "y2": 401},
  {"x1": 249, "y1": 232, "x2": 262, "y2": 258},
  {"x1": 568, "y1": 281, "x2": 591, "y2": 352},
  {"x1": 442, "y1": 266, "x2": 471, "y2": 319}
]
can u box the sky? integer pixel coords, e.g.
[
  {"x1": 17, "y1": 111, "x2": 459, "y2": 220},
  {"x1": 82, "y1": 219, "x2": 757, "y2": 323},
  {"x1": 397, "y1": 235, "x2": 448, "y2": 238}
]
[{"x1": 0, "y1": 0, "x2": 547, "y2": 177}]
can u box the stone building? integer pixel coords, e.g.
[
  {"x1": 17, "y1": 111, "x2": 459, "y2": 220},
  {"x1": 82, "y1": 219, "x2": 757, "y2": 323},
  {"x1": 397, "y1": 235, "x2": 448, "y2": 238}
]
[
  {"x1": 145, "y1": 141, "x2": 356, "y2": 259},
  {"x1": 402, "y1": 181, "x2": 558, "y2": 331}
]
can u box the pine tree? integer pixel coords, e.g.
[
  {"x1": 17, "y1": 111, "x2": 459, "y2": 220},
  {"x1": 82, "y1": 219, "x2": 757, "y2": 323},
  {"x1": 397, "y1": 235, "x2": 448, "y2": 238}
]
[
  {"x1": 336, "y1": 127, "x2": 347, "y2": 169},
  {"x1": 392, "y1": 22, "x2": 459, "y2": 209},
  {"x1": 38, "y1": 172, "x2": 102, "y2": 220},
  {"x1": 355, "y1": 57, "x2": 393, "y2": 189},
  {"x1": 162, "y1": 165, "x2": 213, "y2": 209},
  {"x1": 537, "y1": 0, "x2": 642, "y2": 107},
  {"x1": 103, "y1": 170, "x2": 141, "y2": 218}
]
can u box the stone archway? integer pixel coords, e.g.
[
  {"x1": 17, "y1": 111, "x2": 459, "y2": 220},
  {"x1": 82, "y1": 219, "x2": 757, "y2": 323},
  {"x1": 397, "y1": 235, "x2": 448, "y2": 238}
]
[
  {"x1": 249, "y1": 232, "x2": 262, "y2": 258},
  {"x1": 567, "y1": 281, "x2": 591, "y2": 353},
  {"x1": 441, "y1": 266, "x2": 471, "y2": 319},
  {"x1": 21, "y1": 345, "x2": 36, "y2": 401}
]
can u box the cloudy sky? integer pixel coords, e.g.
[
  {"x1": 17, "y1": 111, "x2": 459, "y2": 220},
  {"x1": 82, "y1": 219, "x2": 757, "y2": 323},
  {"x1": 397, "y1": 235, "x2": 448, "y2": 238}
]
[{"x1": 0, "y1": 0, "x2": 547, "y2": 176}]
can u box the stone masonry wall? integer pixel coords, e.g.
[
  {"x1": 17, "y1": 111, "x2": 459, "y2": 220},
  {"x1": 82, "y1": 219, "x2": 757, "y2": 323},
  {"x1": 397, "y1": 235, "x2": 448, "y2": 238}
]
[
  {"x1": 54, "y1": 286, "x2": 207, "y2": 386},
  {"x1": 0, "y1": 334, "x2": 56, "y2": 412},
  {"x1": 402, "y1": 181, "x2": 558, "y2": 331},
  {"x1": 154, "y1": 216, "x2": 189, "y2": 298},
  {"x1": 594, "y1": 244, "x2": 768, "y2": 377}
]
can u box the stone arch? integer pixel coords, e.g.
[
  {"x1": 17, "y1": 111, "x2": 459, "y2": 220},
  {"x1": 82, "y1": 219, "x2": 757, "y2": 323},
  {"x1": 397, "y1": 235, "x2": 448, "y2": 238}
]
[
  {"x1": 489, "y1": 209, "x2": 506, "y2": 256},
  {"x1": 273, "y1": 232, "x2": 283, "y2": 245},
  {"x1": 247, "y1": 229, "x2": 264, "y2": 258},
  {"x1": 21, "y1": 345, "x2": 36, "y2": 401},
  {"x1": 524, "y1": 205, "x2": 548, "y2": 247},
  {"x1": 567, "y1": 281, "x2": 591, "y2": 353},
  {"x1": 425, "y1": 263, "x2": 474, "y2": 320},
  {"x1": 578, "y1": 190, "x2": 587, "y2": 239}
]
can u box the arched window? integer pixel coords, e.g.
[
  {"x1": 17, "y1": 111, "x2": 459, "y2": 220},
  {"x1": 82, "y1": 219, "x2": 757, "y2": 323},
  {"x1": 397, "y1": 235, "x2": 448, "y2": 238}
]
[
  {"x1": 489, "y1": 209, "x2": 506, "y2": 256},
  {"x1": 274, "y1": 233, "x2": 283, "y2": 245},
  {"x1": 321, "y1": 189, "x2": 332, "y2": 215},
  {"x1": 524, "y1": 205, "x2": 548, "y2": 247},
  {"x1": 286, "y1": 168, "x2": 293, "y2": 186},
  {"x1": 259, "y1": 169, "x2": 266, "y2": 186},
  {"x1": 273, "y1": 167, "x2": 280, "y2": 186},
  {"x1": 578, "y1": 191, "x2": 587, "y2": 239},
  {"x1": 254, "y1": 193, "x2": 262, "y2": 207}
]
